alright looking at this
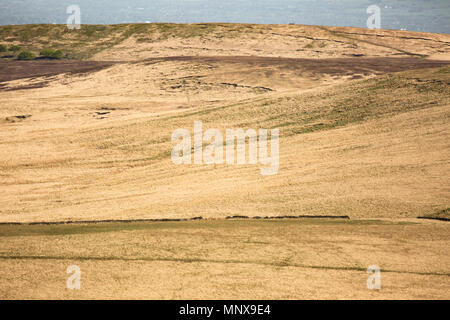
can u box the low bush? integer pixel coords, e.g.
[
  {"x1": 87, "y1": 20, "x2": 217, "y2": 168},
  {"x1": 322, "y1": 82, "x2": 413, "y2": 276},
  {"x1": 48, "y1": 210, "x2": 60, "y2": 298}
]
[
  {"x1": 17, "y1": 50, "x2": 36, "y2": 60},
  {"x1": 8, "y1": 45, "x2": 21, "y2": 52},
  {"x1": 39, "y1": 48, "x2": 64, "y2": 59}
]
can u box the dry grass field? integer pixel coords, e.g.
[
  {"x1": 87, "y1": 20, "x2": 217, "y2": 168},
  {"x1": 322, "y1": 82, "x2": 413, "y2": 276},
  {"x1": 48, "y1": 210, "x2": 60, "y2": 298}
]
[
  {"x1": 0, "y1": 219, "x2": 449, "y2": 299},
  {"x1": 0, "y1": 23, "x2": 449, "y2": 299}
]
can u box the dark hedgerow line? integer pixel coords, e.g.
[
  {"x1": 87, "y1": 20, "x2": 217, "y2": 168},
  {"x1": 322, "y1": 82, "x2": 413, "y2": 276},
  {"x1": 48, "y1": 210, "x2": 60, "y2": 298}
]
[{"x1": 0, "y1": 215, "x2": 351, "y2": 226}]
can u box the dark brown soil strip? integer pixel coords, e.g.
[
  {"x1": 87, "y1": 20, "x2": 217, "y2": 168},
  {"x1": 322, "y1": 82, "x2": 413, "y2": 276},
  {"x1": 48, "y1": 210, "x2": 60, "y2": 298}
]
[
  {"x1": 1, "y1": 82, "x2": 49, "y2": 91},
  {"x1": 0, "y1": 215, "x2": 350, "y2": 226},
  {"x1": 226, "y1": 215, "x2": 350, "y2": 220},
  {"x1": 417, "y1": 217, "x2": 450, "y2": 222},
  {"x1": 0, "y1": 216, "x2": 204, "y2": 226},
  {"x1": 0, "y1": 60, "x2": 123, "y2": 83}
]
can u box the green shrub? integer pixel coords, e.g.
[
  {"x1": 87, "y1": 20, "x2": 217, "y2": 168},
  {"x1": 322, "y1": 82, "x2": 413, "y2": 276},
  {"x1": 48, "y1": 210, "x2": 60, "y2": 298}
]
[
  {"x1": 39, "y1": 48, "x2": 64, "y2": 59},
  {"x1": 0, "y1": 44, "x2": 6, "y2": 52},
  {"x1": 39, "y1": 48, "x2": 54, "y2": 56},
  {"x1": 17, "y1": 50, "x2": 35, "y2": 60},
  {"x1": 8, "y1": 45, "x2": 21, "y2": 52},
  {"x1": 52, "y1": 49, "x2": 64, "y2": 59}
]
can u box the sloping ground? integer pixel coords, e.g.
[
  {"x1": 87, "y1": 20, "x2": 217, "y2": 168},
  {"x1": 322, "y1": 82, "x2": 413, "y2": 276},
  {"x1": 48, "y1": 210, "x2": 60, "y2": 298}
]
[
  {"x1": 1, "y1": 23, "x2": 449, "y2": 61},
  {"x1": 1, "y1": 57, "x2": 448, "y2": 94},
  {"x1": 0, "y1": 59, "x2": 448, "y2": 222},
  {"x1": 94, "y1": 24, "x2": 450, "y2": 61},
  {"x1": 1, "y1": 23, "x2": 449, "y2": 300}
]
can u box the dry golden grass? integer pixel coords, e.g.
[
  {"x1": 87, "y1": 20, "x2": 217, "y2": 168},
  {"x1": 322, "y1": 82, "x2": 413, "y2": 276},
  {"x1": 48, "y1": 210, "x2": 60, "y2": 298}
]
[
  {"x1": 0, "y1": 219, "x2": 449, "y2": 299},
  {"x1": 1, "y1": 23, "x2": 449, "y2": 61},
  {"x1": 0, "y1": 23, "x2": 449, "y2": 299},
  {"x1": 0, "y1": 62, "x2": 448, "y2": 222}
]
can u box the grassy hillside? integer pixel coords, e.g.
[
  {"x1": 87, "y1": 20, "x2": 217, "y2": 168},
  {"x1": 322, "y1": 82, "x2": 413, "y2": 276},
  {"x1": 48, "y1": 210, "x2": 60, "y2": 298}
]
[
  {"x1": 0, "y1": 23, "x2": 449, "y2": 222},
  {"x1": 0, "y1": 59, "x2": 448, "y2": 222},
  {"x1": 0, "y1": 23, "x2": 449, "y2": 300},
  {"x1": 1, "y1": 23, "x2": 449, "y2": 60}
]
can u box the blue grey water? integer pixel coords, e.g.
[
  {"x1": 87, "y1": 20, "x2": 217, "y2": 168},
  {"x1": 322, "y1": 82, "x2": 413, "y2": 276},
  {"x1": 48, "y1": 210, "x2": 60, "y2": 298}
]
[{"x1": 0, "y1": 0, "x2": 449, "y2": 34}]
